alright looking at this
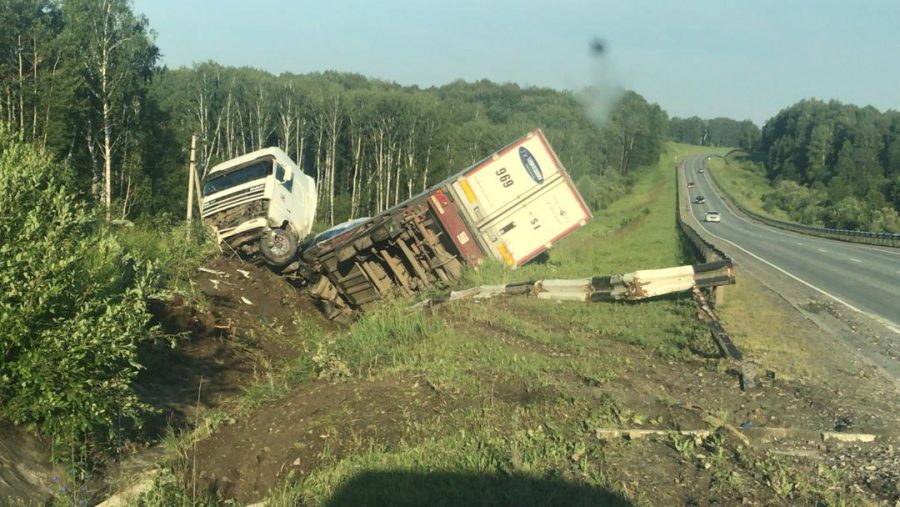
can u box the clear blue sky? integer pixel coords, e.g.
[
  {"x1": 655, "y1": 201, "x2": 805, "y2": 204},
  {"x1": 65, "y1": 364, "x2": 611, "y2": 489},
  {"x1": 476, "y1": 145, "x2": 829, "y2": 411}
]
[{"x1": 132, "y1": 0, "x2": 900, "y2": 126}]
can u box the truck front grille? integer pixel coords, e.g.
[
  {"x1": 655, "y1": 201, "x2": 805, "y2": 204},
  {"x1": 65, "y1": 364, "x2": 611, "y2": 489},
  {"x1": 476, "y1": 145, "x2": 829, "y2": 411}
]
[
  {"x1": 206, "y1": 199, "x2": 270, "y2": 231},
  {"x1": 202, "y1": 186, "x2": 266, "y2": 216}
]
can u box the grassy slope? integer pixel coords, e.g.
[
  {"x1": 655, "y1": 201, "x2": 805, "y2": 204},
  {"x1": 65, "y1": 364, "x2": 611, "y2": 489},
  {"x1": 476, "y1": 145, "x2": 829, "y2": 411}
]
[
  {"x1": 707, "y1": 156, "x2": 790, "y2": 221},
  {"x1": 264, "y1": 142, "x2": 725, "y2": 505},
  {"x1": 716, "y1": 273, "x2": 828, "y2": 381}
]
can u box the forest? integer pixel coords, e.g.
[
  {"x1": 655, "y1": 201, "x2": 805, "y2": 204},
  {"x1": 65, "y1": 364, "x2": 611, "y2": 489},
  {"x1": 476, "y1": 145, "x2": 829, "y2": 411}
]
[
  {"x1": 667, "y1": 115, "x2": 760, "y2": 152},
  {"x1": 756, "y1": 99, "x2": 900, "y2": 232}
]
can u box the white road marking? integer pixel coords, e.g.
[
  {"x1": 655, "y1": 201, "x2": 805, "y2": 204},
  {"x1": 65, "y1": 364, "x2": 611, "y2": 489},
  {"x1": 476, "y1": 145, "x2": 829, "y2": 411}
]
[
  {"x1": 797, "y1": 242, "x2": 804, "y2": 246},
  {"x1": 849, "y1": 258, "x2": 861, "y2": 263},
  {"x1": 817, "y1": 248, "x2": 827, "y2": 253},
  {"x1": 868, "y1": 246, "x2": 900, "y2": 257}
]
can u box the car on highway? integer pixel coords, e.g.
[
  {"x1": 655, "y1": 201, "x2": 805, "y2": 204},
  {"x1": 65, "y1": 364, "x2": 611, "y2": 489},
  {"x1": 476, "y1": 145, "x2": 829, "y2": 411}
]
[
  {"x1": 704, "y1": 211, "x2": 721, "y2": 223},
  {"x1": 687, "y1": 181, "x2": 697, "y2": 188},
  {"x1": 694, "y1": 195, "x2": 706, "y2": 204},
  {"x1": 698, "y1": 168, "x2": 704, "y2": 173}
]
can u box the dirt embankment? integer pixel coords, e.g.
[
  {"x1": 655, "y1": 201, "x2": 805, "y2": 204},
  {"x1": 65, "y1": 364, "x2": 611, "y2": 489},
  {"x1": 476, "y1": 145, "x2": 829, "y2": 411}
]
[
  {"x1": 138, "y1": 258, "x2": 326, "y2": 426},
  {"x1": 99, "y1": 255, "x2": 900, "y2": 506},
  {"x1": 185, "y1": 298, "x2": 900, "y2": 504},
  {"x1": 194, "y1": 376, "x2": 455, "y2": 500}
]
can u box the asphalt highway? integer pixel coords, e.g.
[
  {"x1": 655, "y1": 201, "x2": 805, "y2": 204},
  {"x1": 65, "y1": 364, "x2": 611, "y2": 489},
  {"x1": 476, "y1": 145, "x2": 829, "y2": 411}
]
[{"x1": 683, "y1": 154, "x2": 900, "y2": 334}]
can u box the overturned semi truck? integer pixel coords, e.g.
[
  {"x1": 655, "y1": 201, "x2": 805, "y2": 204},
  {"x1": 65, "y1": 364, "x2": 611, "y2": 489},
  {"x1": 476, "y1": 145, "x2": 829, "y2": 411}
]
[{"x1": 201, "y1": 129, "x2": 593, "y2": 319}]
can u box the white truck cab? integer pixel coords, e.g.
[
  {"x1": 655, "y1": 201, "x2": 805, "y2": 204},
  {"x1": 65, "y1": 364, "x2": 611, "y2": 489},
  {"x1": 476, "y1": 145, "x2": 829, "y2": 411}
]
[{"x1": 200, "y1": 147, "x2": 316, "y2": 266}]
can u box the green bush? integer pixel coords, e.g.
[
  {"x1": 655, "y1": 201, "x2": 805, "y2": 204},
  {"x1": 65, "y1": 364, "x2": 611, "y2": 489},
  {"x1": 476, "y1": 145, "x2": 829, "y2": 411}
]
[
  {"x1": 762, "y1": 180, "x2": 900, "y2": 233},
  {"x1": 0, "y1": 128, "x2": 156, "y2": 459}
]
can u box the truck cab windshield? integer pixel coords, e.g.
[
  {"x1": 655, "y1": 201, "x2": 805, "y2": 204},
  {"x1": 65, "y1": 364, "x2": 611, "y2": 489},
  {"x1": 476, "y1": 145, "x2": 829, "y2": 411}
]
[{"x1": 202, "y1": 160, "x2": 272, "y2": 196}]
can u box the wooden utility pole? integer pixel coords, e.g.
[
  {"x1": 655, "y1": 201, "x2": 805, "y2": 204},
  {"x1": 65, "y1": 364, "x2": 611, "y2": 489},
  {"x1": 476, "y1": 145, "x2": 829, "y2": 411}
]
[
  {"x1": 193, "y1": 161, "x2": 203, "y2": 209},
  {"x1": 187, "y1": 134, "x2": 197, "y2": 220}
]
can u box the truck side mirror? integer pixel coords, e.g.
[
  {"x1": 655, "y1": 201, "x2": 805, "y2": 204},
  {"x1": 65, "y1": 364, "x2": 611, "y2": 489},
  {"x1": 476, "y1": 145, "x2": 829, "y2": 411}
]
[
  {"x1": 275, "y1": 163, "x2": 294, "y2": 192},
  {"x1": 275, "y1": 163, "x2": 293, "y2": 182}
]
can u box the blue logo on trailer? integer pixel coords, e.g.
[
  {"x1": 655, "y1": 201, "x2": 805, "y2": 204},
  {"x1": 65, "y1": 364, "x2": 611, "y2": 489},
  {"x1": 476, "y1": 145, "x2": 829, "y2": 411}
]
[{"x1": 519, "y1": 147, "x2": 543, "y2": 184}]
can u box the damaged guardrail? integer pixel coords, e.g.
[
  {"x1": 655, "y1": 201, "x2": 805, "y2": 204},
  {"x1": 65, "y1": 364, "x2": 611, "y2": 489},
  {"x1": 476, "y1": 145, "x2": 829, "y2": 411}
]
[
  {"x1": 676, "y1": 159, "x2": 733, "y2": 310},
  {"x1": 677, "y1": 158, "x2": 762, "y2": 390},
  {"x1": 413, "y1": 260, "x2": 735, "y2": 308}
]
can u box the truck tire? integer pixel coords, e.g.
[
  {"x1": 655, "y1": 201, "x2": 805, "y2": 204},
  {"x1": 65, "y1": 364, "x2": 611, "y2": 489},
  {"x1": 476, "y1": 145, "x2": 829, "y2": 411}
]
[{"x1": 259, "y1": 228, "x2": 297, "y2": 267}]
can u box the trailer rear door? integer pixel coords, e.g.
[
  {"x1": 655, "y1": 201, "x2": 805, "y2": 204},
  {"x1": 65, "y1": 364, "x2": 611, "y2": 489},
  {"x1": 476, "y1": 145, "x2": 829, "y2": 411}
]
[{"x1": 448, "y1": 130, "x2": 591, "y2": 265}]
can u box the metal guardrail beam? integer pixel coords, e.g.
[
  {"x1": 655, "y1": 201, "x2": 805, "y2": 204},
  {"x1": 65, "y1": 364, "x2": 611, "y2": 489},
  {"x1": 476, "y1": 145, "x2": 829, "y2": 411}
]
[{"x1": 675, "y1": 159, "x2": 747, "y2": 375}]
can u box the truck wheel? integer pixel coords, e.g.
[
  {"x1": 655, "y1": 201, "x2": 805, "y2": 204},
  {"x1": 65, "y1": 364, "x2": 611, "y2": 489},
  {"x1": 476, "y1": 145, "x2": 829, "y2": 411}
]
[{"x1": 259, "y1": 228, "x2": 297, "y2": 267}]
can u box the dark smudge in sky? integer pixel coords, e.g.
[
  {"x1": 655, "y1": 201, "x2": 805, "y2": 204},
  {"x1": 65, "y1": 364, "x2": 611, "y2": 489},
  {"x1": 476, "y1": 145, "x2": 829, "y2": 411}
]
[{"x1": 583, "y1": 37, "x2": 621, "y2": 128}]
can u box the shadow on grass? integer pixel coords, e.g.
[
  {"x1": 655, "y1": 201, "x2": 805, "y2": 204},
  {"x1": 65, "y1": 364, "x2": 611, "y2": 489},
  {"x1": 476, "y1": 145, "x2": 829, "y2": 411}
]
[{"x1": 323, "y1": 470, "x2": 633, "y2": 507}]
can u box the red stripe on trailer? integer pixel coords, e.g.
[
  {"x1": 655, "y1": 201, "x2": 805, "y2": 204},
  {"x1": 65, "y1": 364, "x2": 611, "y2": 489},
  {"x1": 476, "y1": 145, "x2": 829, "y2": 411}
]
[{"x1": 428, "y1": 191, "x2": 486, "y2": 268}]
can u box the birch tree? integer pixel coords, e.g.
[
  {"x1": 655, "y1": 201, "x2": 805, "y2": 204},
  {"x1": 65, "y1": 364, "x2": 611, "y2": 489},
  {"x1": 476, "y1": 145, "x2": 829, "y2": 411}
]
[
  {"x1": 322, "y1": 92, "x2": 343, "y2": 225},
  {"x1": 0, "y1": 0, "x2": 63, "y2": 147},
  {"x1": 61, "y1": 0, "x2": 157, "y2": 219}
]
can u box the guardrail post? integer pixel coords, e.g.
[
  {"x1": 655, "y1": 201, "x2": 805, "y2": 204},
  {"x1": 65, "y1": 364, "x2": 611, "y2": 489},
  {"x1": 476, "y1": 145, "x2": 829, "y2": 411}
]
[{"x1": 713, "y1": 286, "x2": 725, "y2": 306}]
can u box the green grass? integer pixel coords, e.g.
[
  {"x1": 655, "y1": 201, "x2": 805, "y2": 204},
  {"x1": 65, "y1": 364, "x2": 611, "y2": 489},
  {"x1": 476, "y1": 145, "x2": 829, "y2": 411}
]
[
  {"x1": 243, "y1": 142, "x2": 723, "y2": 505},
  {"x1": 707, "y1": 156, "x2": 790, "y2": 221}
]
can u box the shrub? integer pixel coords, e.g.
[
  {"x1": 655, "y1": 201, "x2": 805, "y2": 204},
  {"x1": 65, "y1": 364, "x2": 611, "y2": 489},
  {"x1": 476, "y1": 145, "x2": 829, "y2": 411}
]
[{"x1": 0, "y1": 128, "x2": 156, "y2": 460}]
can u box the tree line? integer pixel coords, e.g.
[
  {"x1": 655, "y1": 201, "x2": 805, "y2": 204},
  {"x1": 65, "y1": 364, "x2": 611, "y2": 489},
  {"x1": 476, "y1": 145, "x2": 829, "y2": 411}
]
[
  {"x1": 0, "y1": 0, "x2": 159, "y2": 220},
  {"x1": 668, "y1": 103, "x2": 900, "y2": 233},
  {"x1": 154, "y1": 67, "x2": 668, "y2": 225},
  {"x1": 667, "y1": 116, "x2": 760, "y2": 151}
]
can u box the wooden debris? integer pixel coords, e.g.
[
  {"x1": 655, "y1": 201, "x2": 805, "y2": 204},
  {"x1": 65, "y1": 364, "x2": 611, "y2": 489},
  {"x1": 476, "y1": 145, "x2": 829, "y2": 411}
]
[
  {"x1": 821, "y1": 431, "x2": 876, "y2": 443},
  {"x1": 722, "y1": 423, "x2": 752, "y2": 447},
  {"x1": 593, "y1": 426, "x2": 882, "y2": 445},
  {"x1": 95, "y1": 470, "x2": 159, "y2": 507},
  {"x1": 594, "y1": 428, "x2": 711, "y2": 440}
]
